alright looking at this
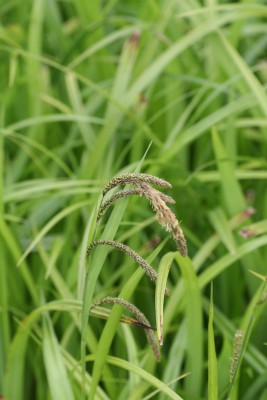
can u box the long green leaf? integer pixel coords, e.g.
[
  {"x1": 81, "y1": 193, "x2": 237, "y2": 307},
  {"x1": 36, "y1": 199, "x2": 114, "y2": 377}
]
[
  {"x1": 219, "y1": 32, "x2": 267, "y2": 119},
  {"x1": 17, "y1": 199, "x2": 91, "y2": 266},
  {"x1": 43, "y1": 313, "x2": 75, "y2": 400},
  {"x1": 86, "y1": 355, "x2": 184, "y2": 400},
  {"x1": 208, "y1": 207, "x2": 236, "y2": 254},
  {"x1": 155, "y1": 252, "x2": 176, "y2": 345},
  {"x1": 199, "y1": 235, "x2": 267, "y2": 289},
  {"x1": 211, "y1": 128, "x2": 246, "y2": 216},
  {"x1": 208, "y1": 285, "x2": 218, "y2": 400},
  {"x1": 175, "y1": 253, "x2": 203, "y2": 396}
]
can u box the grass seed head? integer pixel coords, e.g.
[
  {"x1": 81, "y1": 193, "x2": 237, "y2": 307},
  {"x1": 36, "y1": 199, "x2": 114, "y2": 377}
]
[
  {"x1": 97, "y1": 187, "x2": 175, "y2": 221},
  {"x1": 102, "y1": 173, "x2": 172, "y2": 196},
  {"x1": 100, "y1": 173, "x2": 187, "y2": 256},
  {"x1": 137, "y1": 183, "x2": 187, "y2": 257},
  {"x1": 86, "y1": 239, "x2": 171, "y2": 294},
  {"x1": 92, "y1": 296, "x2": 161, "y2": 361},
  {"x1": 230, "y1": 330, "x2": 244, "y2": 383}
]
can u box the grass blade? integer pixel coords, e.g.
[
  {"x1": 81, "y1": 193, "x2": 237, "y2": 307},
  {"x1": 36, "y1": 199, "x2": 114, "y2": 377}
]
[
  {"x1": 43, "y1": 313, "x2": 75, "y2": 400},
  {"x1": 155, "y1": 252, "x2": 175, "y2": 345},
  {"x1": 208, "y1": 285, "x2": 218, "y2": 400},
  {"x1": 208, "y1": 207, "x2": 236, "y2": 254},
  {"x1": 17, "y1": 199, "x2": 91, "y2": 266},
  {"x1": 199, "y1": 235, "x2": 267, "y2": 288},
  {"x1": 211, "y1": 128, "x2": 246, "y2": 216},
  {"x1": 175, "y1": 253, "x2": 203, "y2": 396},
  {"x1": 219, "y1": 32, "x2": 267, "y2": 119},
  {"x1": 86, "y1": 355, "x2": 184, "y2": 400},
  {"x1": 77, "y1": 197, "x2": 101, "y2": 300},
  {"x1": 0, "y1": 216, "x2": 38, "y2": 303}
]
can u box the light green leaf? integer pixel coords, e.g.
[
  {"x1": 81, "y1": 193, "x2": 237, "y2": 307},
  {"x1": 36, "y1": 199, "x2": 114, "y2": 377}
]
[
  {"x1": 208, "y1": 285, "x2": 218, "y2": 400},
  {"x1": 199, "y1": 235, "x2": 267, "y2": 288},
  {"x1": 17, "y1": 199, "x2": 91, "y2": 266},
  {"x1": 43, "y1": 313, "x2": 75, "y2": 400},
  {"x1": 155, "y1": 252, "x2": 175, "y2": 345},
  {"x1": 86, "y1": 355, "x2": 184, "y2": 400},
  {"x1": 219, "y1": 32, "x2": 267, "y2": 119},
  {"x1": 212, "y1": 128, "x2": 246, "y2": 216},
  {"x1": 208, "y1": 207, "x2": 236, "y2": 254},
  {"x1": 175, "y1": 253, "x2": 203, "y2": 396}
]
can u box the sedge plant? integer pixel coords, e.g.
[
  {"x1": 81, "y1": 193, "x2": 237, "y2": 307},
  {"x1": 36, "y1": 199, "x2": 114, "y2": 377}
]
[
  {"x1": 86, "y1": 172, "x2": 187, "y2": 366},
  {"x1": 1, "y1": 1, "x2": 267, "y2": 399}
]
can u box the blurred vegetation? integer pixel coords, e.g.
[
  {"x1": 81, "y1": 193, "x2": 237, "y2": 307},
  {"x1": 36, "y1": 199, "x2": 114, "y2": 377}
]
[{"x1": 1, "y1": 0, "x2": 267, "y2": 399}]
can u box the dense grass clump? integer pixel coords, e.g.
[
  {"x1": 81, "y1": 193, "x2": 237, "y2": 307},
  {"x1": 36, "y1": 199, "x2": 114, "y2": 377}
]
[{"x1": 1, "y1": 1, "x2": 267, "y2": 399}]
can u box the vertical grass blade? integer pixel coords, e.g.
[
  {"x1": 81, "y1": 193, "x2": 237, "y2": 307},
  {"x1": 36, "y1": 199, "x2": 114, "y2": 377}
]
[
  {"x1": 208, "y1": 207, "x2": 236, "y2": 254},
  {"x1": 211, "y1": 128, "x2": 246, "y2": 216},
  {"x1": 27, "y1": 0, "x2": 44, "y2": 116},
  {"x1": 4, "y1": 301, "x2": 85, "y2": 400},
  {"x1": 208, "y1": 285, "x2": 218, "y2": 400},
  {"x1": 211, "y1": 126, "x2": 266, "y2": 292},
  {"x1": 155, "y1": 252, "x2": 176, "y2": 345},
  {"x1": 219, "y1": 32, "x2": 267, "y2": 119},
  {"x1": 0, "y1": 216, "x2": 38, "y2": 304},
  {"x1": 65, "y1": 72, "x2": 95, "y2": 149},
  {"x1": 43, "y1": 313, "x2": 75, "y2": 400},
  {"x1": 77, "y1": 197, "x2": 101, "y2": 300},
  {"x1": 82, "y1": 31, "x2": 140, "y2": 178},
  {"x1": 4, "y1": 320, "x2": 30, "y2": 400},
  {"x1": 175, "y1": 253, "x2": 203, "y2": 396},
  {"x1": 0, "y1": 110, "x2": 7, "y2": 393},
  {"x1": 0, "y1": 241, "x2": 9, "y2": 395}
]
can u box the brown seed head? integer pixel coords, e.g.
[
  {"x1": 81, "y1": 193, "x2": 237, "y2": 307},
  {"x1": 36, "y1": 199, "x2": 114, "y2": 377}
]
[
  {"x1": 86, "y1": 239, "x2": 170, "y2": 295},
  {"x1": 137, "y1": 183, "x2": 187, "y2": 256},
  {"x1": 97, "y1": 187, "x2": 175, "y2": 221},
  {"x1": 102, "y1": 173, "x2": 172, "y2": 196},
  {"x1": 92, "y1": 296, "x2": 160, "y2": 361}
]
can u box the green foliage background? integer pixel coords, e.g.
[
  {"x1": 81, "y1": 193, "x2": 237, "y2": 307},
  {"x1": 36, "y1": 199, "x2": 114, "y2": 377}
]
[{"x1": 1, "y1": 0, "x2": 267, "y2": 399}]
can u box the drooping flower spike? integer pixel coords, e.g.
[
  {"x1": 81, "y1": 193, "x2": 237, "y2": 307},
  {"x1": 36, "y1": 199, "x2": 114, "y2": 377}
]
[
  {"x1": 91, "y1": 296, "x2": 161, "y2": 361},
  {"x1": 86, "y1": 239, "x2": 170, "y2": 295},
  {"x1": 99, "y1": 172, "x2": 187, "y2": 256},
  {"x1": 97, "y1": 187, "x2": 175, "y2": 221},
  {"x1": 136, "y1": 182, "x2": 187, "y2": 257},
  {"x1": 102, "y1": 172, "x2": 172, "y2": 196}
]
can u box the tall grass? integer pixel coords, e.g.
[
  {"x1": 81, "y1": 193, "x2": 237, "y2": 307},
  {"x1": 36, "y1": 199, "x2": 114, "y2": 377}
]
[{"x1": 1, "y1": 0, "x2": 267, "y2": 399}]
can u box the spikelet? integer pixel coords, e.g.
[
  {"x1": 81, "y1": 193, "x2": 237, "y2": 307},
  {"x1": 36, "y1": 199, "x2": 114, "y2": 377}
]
[
  {"x1": 97, "y1": 187, "x2": 175, "y2": 221},
  {"x1": 86, "y1": 239, "x2": 170, "y2": 294},
  {"x1": 91, "y1": 296, "x2": 160, "y2": 361},
  {"x1": 102, "y1": 173, "x2": 172, "y2": 196},
  {"x1": 99, "y1": 173, "x2": 187, "y2": 256},
  {"x1": 230, "y1": 330, "x2": 244, "y2": 383},
  {"x1": 137, "y1": 183, "x2": 187, "y2": 256}
]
